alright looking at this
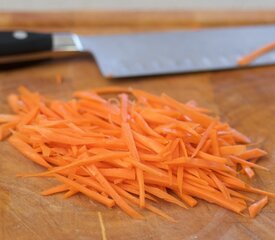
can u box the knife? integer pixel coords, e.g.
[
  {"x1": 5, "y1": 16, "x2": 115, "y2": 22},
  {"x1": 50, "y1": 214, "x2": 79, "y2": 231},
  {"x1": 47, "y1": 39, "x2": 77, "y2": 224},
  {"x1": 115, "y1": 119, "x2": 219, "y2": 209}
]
[{"x1": 0, "y1": 25, "x2": 275, "y2": 78}]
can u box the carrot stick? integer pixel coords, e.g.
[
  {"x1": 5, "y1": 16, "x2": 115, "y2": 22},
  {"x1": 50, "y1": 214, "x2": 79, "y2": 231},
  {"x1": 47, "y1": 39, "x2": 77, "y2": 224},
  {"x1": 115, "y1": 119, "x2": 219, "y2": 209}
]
[
  {"x1": 174, "y1": 191, "x2": 198, "y2": 207},
  {"x1": 121, "y1": 122, "x2": 145, "y2": 208},
  {"x1": 248, "y1": 196, "x2": 268, "y2": 218},
  {"x1": 177, "y1": 166, "x2": 184, "y2": 195},
  {"x1": 54, "y1": 174, "x2": 115, "y2": 208},
  {"x1": 100, "y1": 168, "x2": 136, "y2": 180},
  {"x1": 0, "y1": 120, "x2": 19, "y2": 140},
  {"x1": 85, "y1": 165, "x2": 144, "y2": 219},
  {"x1": 22, "y1": 152, "x2": 129, "y2": 177},
  {"x1": 74, "y1": 175, "x2": 106, "y2": 193},
  {"x1": 133, "y1": 112, "x2": 163, "y2": 139},
  {"x1": 182, "y1": 183, "x2": 246, "y2": 213},
  {"x1": 191, "y1": 121, "x2": 216, "y2": 158},
  {"x1": 119, "y1": 93, "x2": 129, "y2": 123},
  {"x1": 220, "y1": 145, "x2": 247, "y2": 156},
  {"x1": 161, "y1": 94, "x2": 213, "y2": 127},
  {"x1": 63, "y1": 189, "x2": 78, "y2": 199},
  {"x1": 238, "y1": 148, "x2": 267, "y2": 160},
  {"x1": 113, "y1": 184, "x2": 176, "y2": 222},
  {"x1": 210, "y1": 129, "x2": 220, "y2": 156},
  {"x1": 144, "y1": 185, "x2": 188, "y2": 209},
  {"x1": 123, "y1": 157, "x2": 167, "y2": 177},
  {"x1": 243, "y1": 166, "x2": 255, "y2": 178},
  {"x1": 230, "y1": 155, "x2": 268, "y2": 171},
  {"x1": 119, "y1": 183, "x2": 158, "y2": 203},
  {"x1": 0, "y1": 114, "x2": 19, "y2": 123},
  {"x1": 7, "y1": 94, "x2": 20, "y2": 113},
  {"x1": 9, "y1": 135, "x2": 51, "y2": 168},
  {"x1": 209, "y1": 172, "x2": 231, "y2": 200},
  {"x1": 238, "y1": 42, "x2": 275, "y2": 66},
  {"x1": 41, "y1": 184, "x2": 68, "y2": 196}
]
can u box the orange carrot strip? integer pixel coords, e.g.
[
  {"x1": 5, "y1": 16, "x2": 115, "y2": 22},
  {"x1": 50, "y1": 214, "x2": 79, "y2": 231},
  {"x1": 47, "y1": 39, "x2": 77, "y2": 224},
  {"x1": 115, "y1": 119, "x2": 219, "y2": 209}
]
[
  {"x1": 182, "y1": 183, "x2": 246, "y2": 213},
  {"x1": 210, "y1": 129, "x2": 220, "y2": 156},
  {"x1": 17, "y1": 107, "x2": 39, "y2": 129},
  {"x1": 174, "y1": 191, "x2": 198, "y2": 207},
  {"x1": 238, "y1": 42, "x2": 275, "y2": 66},
  {"x1": 22, "y1": 152, "x2": 129, "y2": 177},
  {"x1": 144, "y1": 185, "x2": 187, "y2": 209},
  {"x1": 161, "y1": 93, "x2": 213, "y2": 127},
  {"x1": 54, "y1": 174, "x2": 114, "y2": 208},
  {"x1": 192, "y1": 121, "x2": 216, "y2": 158},
  {"x1": 133, "y1": 111, "x2": 163, "y2": 139},
  {"x1": 63, "y1": 189, "x2": 78, "y2": 199},
  {"x1": 0, "y1": 114, "x2": 19, "y2": 123},
  {"x1": 243, "y1": 186, "x2": 275, "y2": 198},
  {"x1": 243, "y1": 166, "x2": 255, "y2": 178},
  {"x1": 197, "y1": 151, "x2": 228, "y2": 164},
  {"x1": 220, "y1": 145, "x2": 247, "y2": 156},
  {"x1": 230, "y1": 129, "x2": 251, "y2": 144},
  {"x1": 119, "y1": 93, "x2": 129, "y2": 123},
  {"x1": 74, "y1": 91, "x2": 107, "y2": 103},
  {"x1": 201, "y1": 139, "x2": 212, "y2": 153},
  {"x1": 209, "y1": 172, "x2": 231, "y2": 200},
  {"x1": 7, "y1": 94, "x2": 20, "y2": 113},
  {"x1": 113, "y1": 184, "x2": 176, "y2": 222},
  {"x1": 119, "y1": 184, "x2": 158, "y2": 203},
  {"x1": 93, "y1": 86, "x2": 131, "y2": 94},
  {"x1": 228, "y1": 189, "x2": 254, "y2": 202},
  {"x1": 177, "y1": 166, "x2": 184, "y2": 195},
  {"x1": 133, "y1": 131, "x2": 163, "y2": 153},
  {"x1": 9, "y1": 135, "x2": 51, "y2": 168},
  {"x1": 40, "y1": 144, "x2": 51, "y2": 157},
  {"x1": 41, "y1": 184, "x2": 68, "y2": 196},
  {"x1": 124, "y1": 158, "x2": 167, "y2": 178},
  {"x1": 121, "y1": 122, "x2": 145, "y2": 208},
  {"x1": 238, "y1": 148, "x2": 267, "y2": 160},
  {"x1": 0, "y1": 120, "x2": 19, "y2": 140},
  {"x1": 230, "y1": 155, "x2": 268, "y2": 171},
  {"x1": 249, "y1": 196, "x2": 268, "y2": 218},
  {"x1": 74, "y1": 175, "x2": 106, "y2": 193},
  {"x1": 100, "y1": 168, "x2": 136, "y2": 180},
  {"x1": 167, "y1": 157, "x2": 233, "y2": 173},
  {"x1": 85, "y1": 165, "x2": 144, "y2": 219}
]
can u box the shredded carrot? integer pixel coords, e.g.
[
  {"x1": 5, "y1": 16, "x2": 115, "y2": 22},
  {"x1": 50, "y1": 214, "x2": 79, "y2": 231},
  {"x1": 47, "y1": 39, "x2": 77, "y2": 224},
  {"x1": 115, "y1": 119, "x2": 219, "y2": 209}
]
[
  {"x1": 54, "y1": 174, "x2": 115, "y2": 208},
  {"x1": 41, "y1": 184, "x2": 68, "y2": 196},
  {"x1": 0, "y1": 86, "x2": 273, "y2": 220},
  {"x1": 249, "y1": 196, "x2": 268, "y2": 218},
  {"x1": 97, "y1": 212, "x2": 107, "y2": 240},
  {"x1": 238, "y1": 42, "x2": 275, "y2": 66},
  {"x1": 220, "y1": 145, "x2": 246, "y2": 156}
]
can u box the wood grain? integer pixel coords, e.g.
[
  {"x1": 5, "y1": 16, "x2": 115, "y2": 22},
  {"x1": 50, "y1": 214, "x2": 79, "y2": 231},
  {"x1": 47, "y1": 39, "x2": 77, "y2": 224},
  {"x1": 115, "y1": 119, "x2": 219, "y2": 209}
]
[
  {"x1": 1, "y1": 11, "x2": 275, "y2": 32},
  {"x1": 0, "y1": 11, "x2": 275, "y2": 240}
]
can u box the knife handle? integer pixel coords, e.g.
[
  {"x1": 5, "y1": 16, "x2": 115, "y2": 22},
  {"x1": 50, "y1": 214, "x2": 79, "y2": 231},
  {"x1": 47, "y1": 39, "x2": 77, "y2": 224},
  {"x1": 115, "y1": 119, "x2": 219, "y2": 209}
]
[
  {"x1": 0, "y1": 31, "x2": 53, "y2": 56},
  {"x1": 0, "y1": 31, "x2": 84, "y2": 65}
]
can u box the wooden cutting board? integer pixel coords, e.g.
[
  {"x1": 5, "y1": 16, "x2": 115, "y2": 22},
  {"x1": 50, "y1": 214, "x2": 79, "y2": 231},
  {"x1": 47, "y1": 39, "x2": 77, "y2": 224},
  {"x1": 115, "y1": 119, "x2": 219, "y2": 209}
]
[{"x1": 0, "y1": 11, "x2": 275, "y2": 240}]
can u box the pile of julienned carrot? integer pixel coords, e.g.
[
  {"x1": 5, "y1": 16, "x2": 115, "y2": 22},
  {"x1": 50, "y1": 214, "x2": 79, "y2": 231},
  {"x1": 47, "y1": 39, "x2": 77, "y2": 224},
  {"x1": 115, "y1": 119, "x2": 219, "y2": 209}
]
[{"x1": 1, "y1": 86, "x2": 274, "y2": 221}]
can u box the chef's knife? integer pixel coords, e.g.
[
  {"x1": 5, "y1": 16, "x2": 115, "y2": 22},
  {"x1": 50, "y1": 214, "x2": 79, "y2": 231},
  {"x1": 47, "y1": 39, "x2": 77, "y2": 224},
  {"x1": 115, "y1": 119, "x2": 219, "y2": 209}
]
[{"x1": 0, "y1": 25, "x2": 275, "y2": 78}]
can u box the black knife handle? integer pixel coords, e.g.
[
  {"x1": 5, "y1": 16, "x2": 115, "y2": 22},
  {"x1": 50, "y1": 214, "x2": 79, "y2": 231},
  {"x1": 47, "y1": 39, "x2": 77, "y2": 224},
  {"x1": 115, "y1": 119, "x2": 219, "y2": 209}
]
[{"x1": 0, "y1": 31, "x2": 53, "y2": 56}]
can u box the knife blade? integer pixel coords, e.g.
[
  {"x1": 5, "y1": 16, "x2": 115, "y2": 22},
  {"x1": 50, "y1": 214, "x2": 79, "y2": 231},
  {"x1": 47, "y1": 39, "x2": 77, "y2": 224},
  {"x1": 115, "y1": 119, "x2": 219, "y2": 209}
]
[{"x1": 0, "y1": 25, "x2": 274, "y2": 78}]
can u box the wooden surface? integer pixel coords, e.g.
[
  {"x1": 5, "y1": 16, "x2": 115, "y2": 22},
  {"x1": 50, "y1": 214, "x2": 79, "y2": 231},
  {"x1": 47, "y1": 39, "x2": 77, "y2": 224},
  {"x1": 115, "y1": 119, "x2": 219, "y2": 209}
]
[
  {"x1": 0, "y1": 11, "x2": 275, "y2": 240},
  {"x1": 1, "y1": 11, "x2": 275, "y2": 33}
]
